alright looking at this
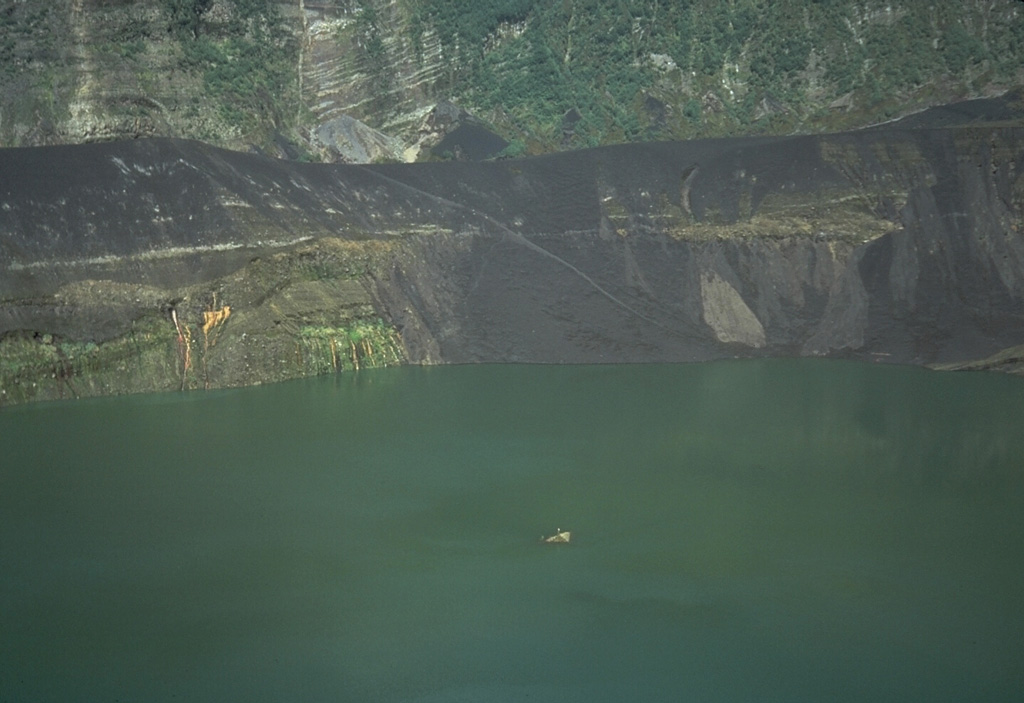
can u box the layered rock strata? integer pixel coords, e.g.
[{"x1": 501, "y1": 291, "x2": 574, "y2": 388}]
[{"x1": 1, "y1": 123, "x2": 1022, "y2": 404}]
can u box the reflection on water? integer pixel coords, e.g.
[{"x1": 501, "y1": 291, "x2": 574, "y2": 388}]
[{"x1": 2, "y1": 360, "x2": 1023, "y2": 702}]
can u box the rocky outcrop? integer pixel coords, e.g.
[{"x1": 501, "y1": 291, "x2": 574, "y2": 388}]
[
  {"x1": 0, "y1": 0, "x2": 493, "y2": 159},
  {"x1": 311, "y1": 115, "x2": 405, "y2": 163},
  {"x1": 299, "y1": 1, "x2": 448, "y2": 141},
  {"x1": 5, "y1": 1, "x2": 1023, "y2": 160},
  {"x1": 1, "y1": 119, "x2": 1023, "y2": 404},
  {"x1": 700, "y1": 272, "x2": 767, "y2": 348}
]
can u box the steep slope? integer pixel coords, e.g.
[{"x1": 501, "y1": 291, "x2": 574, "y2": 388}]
[
  {"x1": 2, "y1": 0, "x2": 1023, "y2": 157},
  {"x1": 2, "y1": 115, "x2": 1023, "y2": 404}
]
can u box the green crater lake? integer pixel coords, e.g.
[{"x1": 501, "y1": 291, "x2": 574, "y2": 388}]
[{"x1": 2, "y1": 360, "x2": 1024, "y2": 702}]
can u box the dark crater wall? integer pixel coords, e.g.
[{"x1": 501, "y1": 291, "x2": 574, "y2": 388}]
[{"x1": 1, "y1": 119, "x2": 1023, "y2": 402}]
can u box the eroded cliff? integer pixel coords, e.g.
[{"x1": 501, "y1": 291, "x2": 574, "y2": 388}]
[
  {"x1": 2, "y1": 108, "x2": 1023, "y2": 404},
  {"x1": 3, "y1": 1, "x2": 1024, "y2": 158}
]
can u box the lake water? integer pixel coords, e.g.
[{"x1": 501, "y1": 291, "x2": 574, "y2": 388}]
[{"x1": 2, "y1": 360, "x2": 1023, "y2": 702}]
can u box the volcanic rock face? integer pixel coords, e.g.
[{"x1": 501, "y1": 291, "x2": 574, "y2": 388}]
[
  {"x1": 6, "y1": 1, "x2": 1022, "y2": 159},
  {"x1": 1, "y1": 121, "x2": 1023, "y2": 404},
  {"x1": 311, "y1": 115, "x2": 406, "y2": 163},
  {"x1": 300, "y1": 1, "x2": 447, "y2": 142}
]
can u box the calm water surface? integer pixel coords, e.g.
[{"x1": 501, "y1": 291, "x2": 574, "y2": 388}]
[{"x1": 2, "y1": 360, "x2": 1023, "y2": 702}]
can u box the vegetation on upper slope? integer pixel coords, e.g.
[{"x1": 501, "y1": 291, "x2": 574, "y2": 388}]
[
  {"x1": 168, "y1": 0, "x2": 298, "y2": 141},
  {"x1": 0, "y1": 0, "x2": 1022, "y2": 153},
  {"x1": 0, "y1": 0, "x2": 299, "y2": 148},
  {"x1": 411, "y1": 0, "x2": 1024, "y2": 150}
]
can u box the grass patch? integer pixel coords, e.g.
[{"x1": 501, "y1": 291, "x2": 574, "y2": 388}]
[
  {"x1": 298, "y1": 320, "x2": 405, "y2": 375},
  {"x1": 0, "y1": 316, "x2": 179, "y2": 406}
]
